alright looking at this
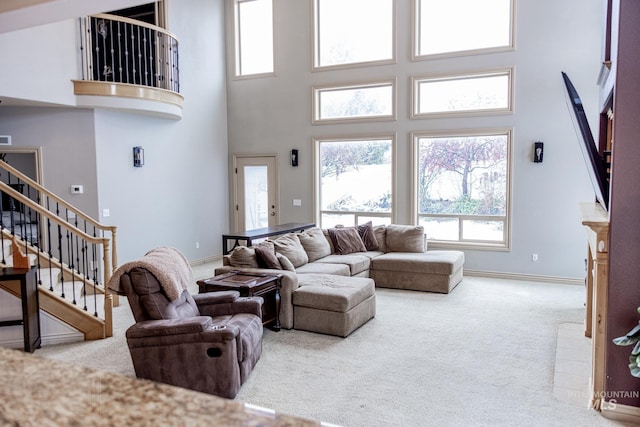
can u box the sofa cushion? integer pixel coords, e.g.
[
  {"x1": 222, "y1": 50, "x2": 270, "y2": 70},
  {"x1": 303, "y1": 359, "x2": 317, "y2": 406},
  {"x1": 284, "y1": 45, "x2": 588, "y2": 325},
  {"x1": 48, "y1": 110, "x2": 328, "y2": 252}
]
[
  {"x1": 273, "y1": 233, "x2": 308, "y2": 268},
  {"x1": 294, "y1": 274, "x2": 375, "y2": 312},
  {"x1": 328, "y1": 227, "x2": 367, "y2": 255},
  {"x1": 371, "y1": 251, "x2": 464, "y2": 275},
  {"x1": 297, "y1": 227, "x2": 332, "y2": 262},
  {"x1": 255, "y1": 241, "x2": 281, "y2": 270},
  {"x1": 373, "y1": 225, "x2": 387, "y2": 253},
  {"x1": 357, "y1": 221, "x2": 379, "y2": 251},
  {"x1": 295, "y1": 262, "x2": 350, "y2": 276},
  {"x1": 277, "y1": 253, "x2": 296, "y2": 271},
  {"x1": 228, "y1": 246, "x2": 260, "y2": 268},
  {"x1": 385, "y1": 224, "x2": 425, "y2": 253},
  {"x1": 314, "y1": 253, "x2": 371, "y2": 276}
]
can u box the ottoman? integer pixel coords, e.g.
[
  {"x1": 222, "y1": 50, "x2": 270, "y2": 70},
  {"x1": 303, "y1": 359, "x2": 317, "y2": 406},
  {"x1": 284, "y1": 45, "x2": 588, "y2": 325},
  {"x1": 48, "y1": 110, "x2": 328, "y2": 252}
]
[{"x1": 292, "y1": 274, "x2": 376, "y2": 337}]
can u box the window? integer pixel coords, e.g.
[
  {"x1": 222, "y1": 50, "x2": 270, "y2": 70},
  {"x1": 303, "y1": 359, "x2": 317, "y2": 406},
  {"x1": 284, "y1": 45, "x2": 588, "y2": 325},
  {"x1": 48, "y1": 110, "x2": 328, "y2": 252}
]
[
  {"x1": 313, "y1": 0, "x2": 395, "y2": 70},
  {"x1": 413, "y1": 0, "x2": 514, "y2": 59},
  {"x1": 315, "y1": 136, "x2": 395, "y2": 228},
  {"x1": 313, "y1": 80, "x2": 396, "y2": 124},
  {"x1": 233, "y1": 0, "x2": 274, "y2": 77},
  {"x1": 413, "y1": 130, "x2": 511, "y2": 248},
  {"x1": 412, "y1": 69, "x2": 513, "y2": 118}
]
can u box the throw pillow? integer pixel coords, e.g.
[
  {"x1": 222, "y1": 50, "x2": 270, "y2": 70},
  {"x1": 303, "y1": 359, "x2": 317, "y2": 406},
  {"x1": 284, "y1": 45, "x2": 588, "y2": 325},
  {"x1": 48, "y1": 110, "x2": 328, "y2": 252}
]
[
  {"x1": 228, "y1": 246, "x2": 259, "y2": 268},
  {"x1": 277, "y1": 253, "x2": 296, "y2": 271},
  {"x1": 327, "y1": 227, "x2": 367, "y2": 255},
  {"x1": 255, "y1": 241, "x2": 282, "y2": 270},
  {"x1": 357, "y1": 221, "x2": 379, "y2": 251},
  {"x1": 373, "y1": 225, "x2": 387, "y2": 252},
  {"x1": 273, "y1": 233, "x2": 309, "y2": 268},
  {"x1": 385, "y1": 224, "x2": 425, "y2": 253},
  {"x1": 297, "y1": 227, "x2": 332, "y2": 262}
]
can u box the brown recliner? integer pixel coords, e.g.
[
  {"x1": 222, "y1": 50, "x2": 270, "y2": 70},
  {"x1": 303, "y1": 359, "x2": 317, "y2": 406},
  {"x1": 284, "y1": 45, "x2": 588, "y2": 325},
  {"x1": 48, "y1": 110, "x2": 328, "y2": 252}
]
[{"x1": 119, "y1": 267, "x2": 263, "y2": 399}]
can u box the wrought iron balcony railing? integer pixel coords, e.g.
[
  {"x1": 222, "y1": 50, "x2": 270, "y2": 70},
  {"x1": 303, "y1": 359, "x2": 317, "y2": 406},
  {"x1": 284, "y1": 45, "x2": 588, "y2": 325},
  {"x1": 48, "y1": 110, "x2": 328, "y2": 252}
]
[{"x1": 78, "y1": 13, "x2": 180, "y2": 95}]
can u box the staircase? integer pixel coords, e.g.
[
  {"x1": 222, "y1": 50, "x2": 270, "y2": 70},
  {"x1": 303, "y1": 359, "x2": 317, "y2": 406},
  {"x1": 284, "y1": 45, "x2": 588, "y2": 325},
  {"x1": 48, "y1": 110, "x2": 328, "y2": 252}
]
[{"x1": 0, "y1": 161, "x2": 117, "y2": 340}]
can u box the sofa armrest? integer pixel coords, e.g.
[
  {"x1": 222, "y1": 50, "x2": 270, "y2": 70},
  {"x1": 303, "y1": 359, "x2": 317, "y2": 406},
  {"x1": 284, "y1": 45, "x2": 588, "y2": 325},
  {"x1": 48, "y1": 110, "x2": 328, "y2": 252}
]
[
  {"x1": 126, "y1": 316, "x2": 214, "y2": 339},
  {"x1": 192, "y1": 290, "x2": 240, "y2": 305}
]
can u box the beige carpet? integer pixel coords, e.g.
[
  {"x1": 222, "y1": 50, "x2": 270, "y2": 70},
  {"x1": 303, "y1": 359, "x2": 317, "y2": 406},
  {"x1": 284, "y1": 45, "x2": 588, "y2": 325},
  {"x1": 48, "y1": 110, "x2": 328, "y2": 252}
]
[{"x1": 35, "y1": 273, "x2": 629, "y2": 427}]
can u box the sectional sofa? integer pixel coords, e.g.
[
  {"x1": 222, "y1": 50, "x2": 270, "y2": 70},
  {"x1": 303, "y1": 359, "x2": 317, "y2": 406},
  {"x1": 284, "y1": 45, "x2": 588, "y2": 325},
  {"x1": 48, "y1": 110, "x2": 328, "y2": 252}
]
[{"x1": 214, "y1": 223, "x2": 465, "y2": 337}]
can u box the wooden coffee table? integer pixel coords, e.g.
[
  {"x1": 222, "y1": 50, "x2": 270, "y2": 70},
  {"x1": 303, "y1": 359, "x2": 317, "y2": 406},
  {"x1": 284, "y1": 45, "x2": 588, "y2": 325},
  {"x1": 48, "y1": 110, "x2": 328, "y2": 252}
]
[{"x1": 197, "y1": 271, "x2": 283, "y2": 331}]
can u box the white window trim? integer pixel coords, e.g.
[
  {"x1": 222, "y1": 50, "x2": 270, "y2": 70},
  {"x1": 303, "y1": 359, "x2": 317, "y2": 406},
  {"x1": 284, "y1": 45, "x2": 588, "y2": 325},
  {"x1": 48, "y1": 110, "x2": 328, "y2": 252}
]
[
  {"x1": 313, "y1": 134, "x2": 397, "y2": 227},
  {"x1": 311, "y1": 0, "x2": 397, "y2": 72},
  {"x1": 410, "y1": 67, "x2": 514, "y2": 119},
  {"x1": 411, "y1": 0, "x2": 516, "y2": 62},
  {"x1": 312, "y1": 78, "x2": 397, "y2": 125},
  {"x1": 410, "y1": 128, "x2": 513, "y2": 250},
  {"x1": 232, "y1": 0, "x2": 277, "y2": 80}
]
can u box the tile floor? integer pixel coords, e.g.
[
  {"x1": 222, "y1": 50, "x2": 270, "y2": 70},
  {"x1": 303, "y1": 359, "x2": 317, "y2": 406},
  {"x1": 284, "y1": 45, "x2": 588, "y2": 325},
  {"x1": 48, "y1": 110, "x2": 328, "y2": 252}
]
[{"x1": 554, "y1": 322, "x2": 593, "y2": 408}]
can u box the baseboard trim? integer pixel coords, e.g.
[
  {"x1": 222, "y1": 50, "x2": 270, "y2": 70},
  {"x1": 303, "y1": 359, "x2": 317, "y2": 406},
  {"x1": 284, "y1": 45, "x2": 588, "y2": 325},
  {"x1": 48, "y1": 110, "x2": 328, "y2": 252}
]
[
  {"x1": 601, "y1": 400, "x2": 640, "y2": 424},
  {"x1": 190, "y1": 255, "x2": 221, "y2": 266},
  {"x1": 0, "y1": 331, "x2": 83, "y2": 349},
  {"x1": 464, "y1": 269, "x2": 584, "y2": 285}
]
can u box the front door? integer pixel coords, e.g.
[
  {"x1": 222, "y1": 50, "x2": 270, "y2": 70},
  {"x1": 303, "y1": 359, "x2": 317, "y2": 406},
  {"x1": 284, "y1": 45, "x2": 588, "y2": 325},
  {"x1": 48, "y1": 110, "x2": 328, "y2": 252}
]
[{"x1": 234, "y1": 155, "x2": 279, "y2": 232}]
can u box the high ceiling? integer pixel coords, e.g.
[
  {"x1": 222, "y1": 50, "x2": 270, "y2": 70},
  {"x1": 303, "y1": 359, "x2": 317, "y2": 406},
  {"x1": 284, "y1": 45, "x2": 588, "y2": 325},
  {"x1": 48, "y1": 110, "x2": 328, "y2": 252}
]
[{"x1": 0, "y1": 0, "x2": 151, "y2": 33}]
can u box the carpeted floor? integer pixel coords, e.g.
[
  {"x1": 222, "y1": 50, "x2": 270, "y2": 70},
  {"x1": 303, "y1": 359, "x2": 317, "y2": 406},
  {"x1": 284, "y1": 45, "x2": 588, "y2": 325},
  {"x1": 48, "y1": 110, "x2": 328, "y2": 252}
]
[{"x1": 34, "y1": 272, "x2": 630, "y2": 427}]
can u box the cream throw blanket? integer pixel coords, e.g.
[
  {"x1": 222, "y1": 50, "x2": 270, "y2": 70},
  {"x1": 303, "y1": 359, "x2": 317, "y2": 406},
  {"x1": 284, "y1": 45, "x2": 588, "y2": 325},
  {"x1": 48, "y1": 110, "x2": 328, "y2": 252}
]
[{"x1": 107, "y1": 247, "x2": 193, "y2": 301}]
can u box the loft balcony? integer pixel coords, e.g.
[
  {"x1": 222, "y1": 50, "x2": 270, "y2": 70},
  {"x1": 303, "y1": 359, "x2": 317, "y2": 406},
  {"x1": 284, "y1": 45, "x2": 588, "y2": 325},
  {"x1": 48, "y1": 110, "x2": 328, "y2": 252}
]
[{"x1": 73, "y1": 14, "x2": 183, "y2": 119}]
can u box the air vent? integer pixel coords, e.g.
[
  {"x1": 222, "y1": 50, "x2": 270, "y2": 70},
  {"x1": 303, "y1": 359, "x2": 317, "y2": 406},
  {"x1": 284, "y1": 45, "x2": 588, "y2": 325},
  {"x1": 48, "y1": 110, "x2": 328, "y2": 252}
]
[{"x1": 0, "y1": 136, "x2": 11, "y2": 146}]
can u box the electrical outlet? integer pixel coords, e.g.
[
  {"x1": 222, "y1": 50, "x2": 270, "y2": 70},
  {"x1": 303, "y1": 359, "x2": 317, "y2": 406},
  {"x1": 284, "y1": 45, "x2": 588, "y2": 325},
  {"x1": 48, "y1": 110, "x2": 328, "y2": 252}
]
[{"x1": 531, "y1": 253, "x2": 538, "y2": 262}]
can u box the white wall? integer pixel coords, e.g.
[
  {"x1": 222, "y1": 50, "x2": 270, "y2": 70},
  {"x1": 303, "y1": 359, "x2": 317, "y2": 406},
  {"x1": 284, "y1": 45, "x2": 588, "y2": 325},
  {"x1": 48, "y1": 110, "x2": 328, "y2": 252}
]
[
  {"x1": 0, "y1": 20, "x2": 79, "y2": 106},
  {"x1": 225, "y1": 0, "x2": 602, "y2": 280},
  {"x1": 0, "y1": 0, "x2": 229, "y2": 264},
  {"x1": 94, "y1": 0, "x2": 229, "y2": 263}
]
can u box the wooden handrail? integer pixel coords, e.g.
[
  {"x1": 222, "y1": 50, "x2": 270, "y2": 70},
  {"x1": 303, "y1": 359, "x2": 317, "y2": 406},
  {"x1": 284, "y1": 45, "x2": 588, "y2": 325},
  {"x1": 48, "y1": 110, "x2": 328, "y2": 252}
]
[
  {"x1": 92, "y1": 13, "x2": 179, "y2": 42},
  {"x1": 0, "y1": 161, "x2": 118, "y2": 268}
]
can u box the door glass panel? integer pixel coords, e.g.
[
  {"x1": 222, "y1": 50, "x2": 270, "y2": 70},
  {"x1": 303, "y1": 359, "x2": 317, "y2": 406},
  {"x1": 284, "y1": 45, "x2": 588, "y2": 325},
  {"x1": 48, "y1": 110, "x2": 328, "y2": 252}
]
[{"x1": 244, "y1": 165, "x2": 268, "y2": 230}]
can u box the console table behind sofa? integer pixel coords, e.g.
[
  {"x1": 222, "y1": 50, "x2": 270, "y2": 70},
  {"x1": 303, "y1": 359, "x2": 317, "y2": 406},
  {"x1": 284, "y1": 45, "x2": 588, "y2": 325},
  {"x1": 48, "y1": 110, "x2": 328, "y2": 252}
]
[{"x1": 222, "y1": 222, "x2": 315, "y2": 255}]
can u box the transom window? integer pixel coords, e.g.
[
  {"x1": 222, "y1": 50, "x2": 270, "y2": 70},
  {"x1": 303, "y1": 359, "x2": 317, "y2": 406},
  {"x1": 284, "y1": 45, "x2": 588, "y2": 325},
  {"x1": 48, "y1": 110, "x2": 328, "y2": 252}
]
[
  {"x1": 233, "y1": 0, "x2": 274, "y2": 77},
  {"x1": 313, "y1": 0, "x2": 395, "y2": 70},
  {"x1": 315, "y1": 136, "x2": 394, "y2": 228},
  {"x1": 412, "y1": 69, "x2": 513, "y2": 118},
  {"x1": 313, "y1": 80, "x2": 396, "y2": 124},
  {"x1": 413, "y1": 130, "x2": 511, "y2": 248},
  {"x1": 413, "y1": 0, "x2": 514, "y2": 59}
]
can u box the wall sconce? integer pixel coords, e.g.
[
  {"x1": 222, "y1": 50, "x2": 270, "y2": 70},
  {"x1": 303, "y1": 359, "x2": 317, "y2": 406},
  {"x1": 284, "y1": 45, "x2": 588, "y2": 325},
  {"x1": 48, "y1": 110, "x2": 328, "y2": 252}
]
[
  {"x1": 290, "y1": 149, "x2": 299, "y2": 167},
  {"x1": 133, "y1": 146, "x2": 144, "y2": 167},
  {"x1": 533, "y1": 141, "x2": 544, "y2": 163}
]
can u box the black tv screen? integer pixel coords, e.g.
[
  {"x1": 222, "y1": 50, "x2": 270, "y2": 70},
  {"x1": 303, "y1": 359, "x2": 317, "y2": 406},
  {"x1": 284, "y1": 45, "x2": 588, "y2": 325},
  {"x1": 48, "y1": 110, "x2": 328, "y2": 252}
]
[{"x1": 561, "y1": 71, "x2": 609, "y2": 211}]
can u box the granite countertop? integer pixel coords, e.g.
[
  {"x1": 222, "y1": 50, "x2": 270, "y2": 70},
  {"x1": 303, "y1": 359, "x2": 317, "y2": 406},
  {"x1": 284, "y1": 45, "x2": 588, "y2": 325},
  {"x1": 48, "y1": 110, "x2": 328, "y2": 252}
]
[{"x1": 0, "y1": 347, "x2": 325, "y2": 427}]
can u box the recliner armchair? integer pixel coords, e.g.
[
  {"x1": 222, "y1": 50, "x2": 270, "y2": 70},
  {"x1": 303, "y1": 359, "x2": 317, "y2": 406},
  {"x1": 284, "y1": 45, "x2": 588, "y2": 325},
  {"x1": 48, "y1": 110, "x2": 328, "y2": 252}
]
[{"x1": 119, "y1": 267, "x2": 263, "y2": 399}]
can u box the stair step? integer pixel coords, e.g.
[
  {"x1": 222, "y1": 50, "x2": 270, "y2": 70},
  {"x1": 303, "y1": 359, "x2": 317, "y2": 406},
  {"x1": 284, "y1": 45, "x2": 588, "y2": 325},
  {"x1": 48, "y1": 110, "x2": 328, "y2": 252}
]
[{"x1": 38, "y1": 267, "x2": 62, "y2": 289}]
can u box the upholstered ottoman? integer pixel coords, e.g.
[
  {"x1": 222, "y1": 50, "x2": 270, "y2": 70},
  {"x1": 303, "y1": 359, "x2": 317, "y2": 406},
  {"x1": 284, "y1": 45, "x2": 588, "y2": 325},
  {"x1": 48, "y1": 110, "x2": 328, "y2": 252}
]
[
  {"x1": 292, "y1": 274, "x2": 376, "y2": 337},
  {"x1": 370, "y1": 250, "x2": 465, "y2": 293}
]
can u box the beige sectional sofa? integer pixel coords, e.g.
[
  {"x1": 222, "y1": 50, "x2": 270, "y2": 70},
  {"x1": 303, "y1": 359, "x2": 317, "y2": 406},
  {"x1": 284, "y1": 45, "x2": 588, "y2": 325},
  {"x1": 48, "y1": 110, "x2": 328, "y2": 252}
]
[{"x1": 214, "y1": 223, "x2": 464, "y2": 337}]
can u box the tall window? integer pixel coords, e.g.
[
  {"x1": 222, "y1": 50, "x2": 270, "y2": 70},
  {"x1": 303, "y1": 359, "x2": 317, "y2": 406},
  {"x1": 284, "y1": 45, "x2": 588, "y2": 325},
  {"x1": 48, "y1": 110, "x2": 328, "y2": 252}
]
[
  {"x1": 314, "y1": 0, "x2": 395, "y2": 70},
  {"x1": 315, "y1": 137, "x2": 394, "y2": 228},
  {"x1": 234, "y1": 0, "x2": 274, "y2": 77},
  {"x1": 413, "y1": 130, "x2": 511, "y2": 248},
  {"x1": 413, "y1": 0, "x2": 514, "y2": 59},
  {"x1": 313, "y1": 80, "x2": 396, "y2": 124}
]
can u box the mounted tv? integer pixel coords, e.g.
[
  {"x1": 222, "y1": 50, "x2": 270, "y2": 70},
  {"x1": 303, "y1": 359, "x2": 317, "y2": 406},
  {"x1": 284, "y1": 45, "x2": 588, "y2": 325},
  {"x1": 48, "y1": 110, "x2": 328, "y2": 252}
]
[{"x1": 561, "y1": 71, "x2": 610, "y2": 211}]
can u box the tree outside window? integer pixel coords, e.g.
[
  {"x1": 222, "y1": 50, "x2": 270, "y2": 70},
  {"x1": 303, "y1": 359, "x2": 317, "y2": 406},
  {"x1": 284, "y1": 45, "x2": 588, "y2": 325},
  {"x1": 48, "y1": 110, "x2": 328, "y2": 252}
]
[
  {"x1": 317, "y1": 138, "x2": 393, "y2": 228},
  {"x1": 415, "y1": 131, "x2": 510, "y2": 246}
]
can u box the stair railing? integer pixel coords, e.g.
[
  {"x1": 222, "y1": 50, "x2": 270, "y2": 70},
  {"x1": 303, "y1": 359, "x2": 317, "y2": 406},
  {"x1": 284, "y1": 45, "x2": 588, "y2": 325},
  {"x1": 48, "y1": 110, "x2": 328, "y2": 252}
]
[{"x1": 0, "y1": 160, "x2": 117, "y2": 338}]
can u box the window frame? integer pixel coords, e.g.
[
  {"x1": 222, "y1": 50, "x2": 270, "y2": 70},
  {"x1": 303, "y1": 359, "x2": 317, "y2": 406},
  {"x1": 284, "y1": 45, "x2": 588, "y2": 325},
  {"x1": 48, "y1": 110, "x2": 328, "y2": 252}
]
[
  {"x1": 312, "y1": 78, "x2": 397, "y2": 125},
  {"x1": 312, "y1": 0, "x2": 397, "y2": 72},
  {"x1": 313, "y1": 134, "x2": 397, "y2": 228},
  {"x1": 232, "y1": 0, "x2": 276, "y2": 79},
  {"x1": 411, "y1": 128, "x2": 513, "y2": 250},
  {"x1": 410, "y1": 68, "x2": 514, "y2": 119},
  {"x1": 411, "y1": 0, "x2": 516, "y2": 61}
]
